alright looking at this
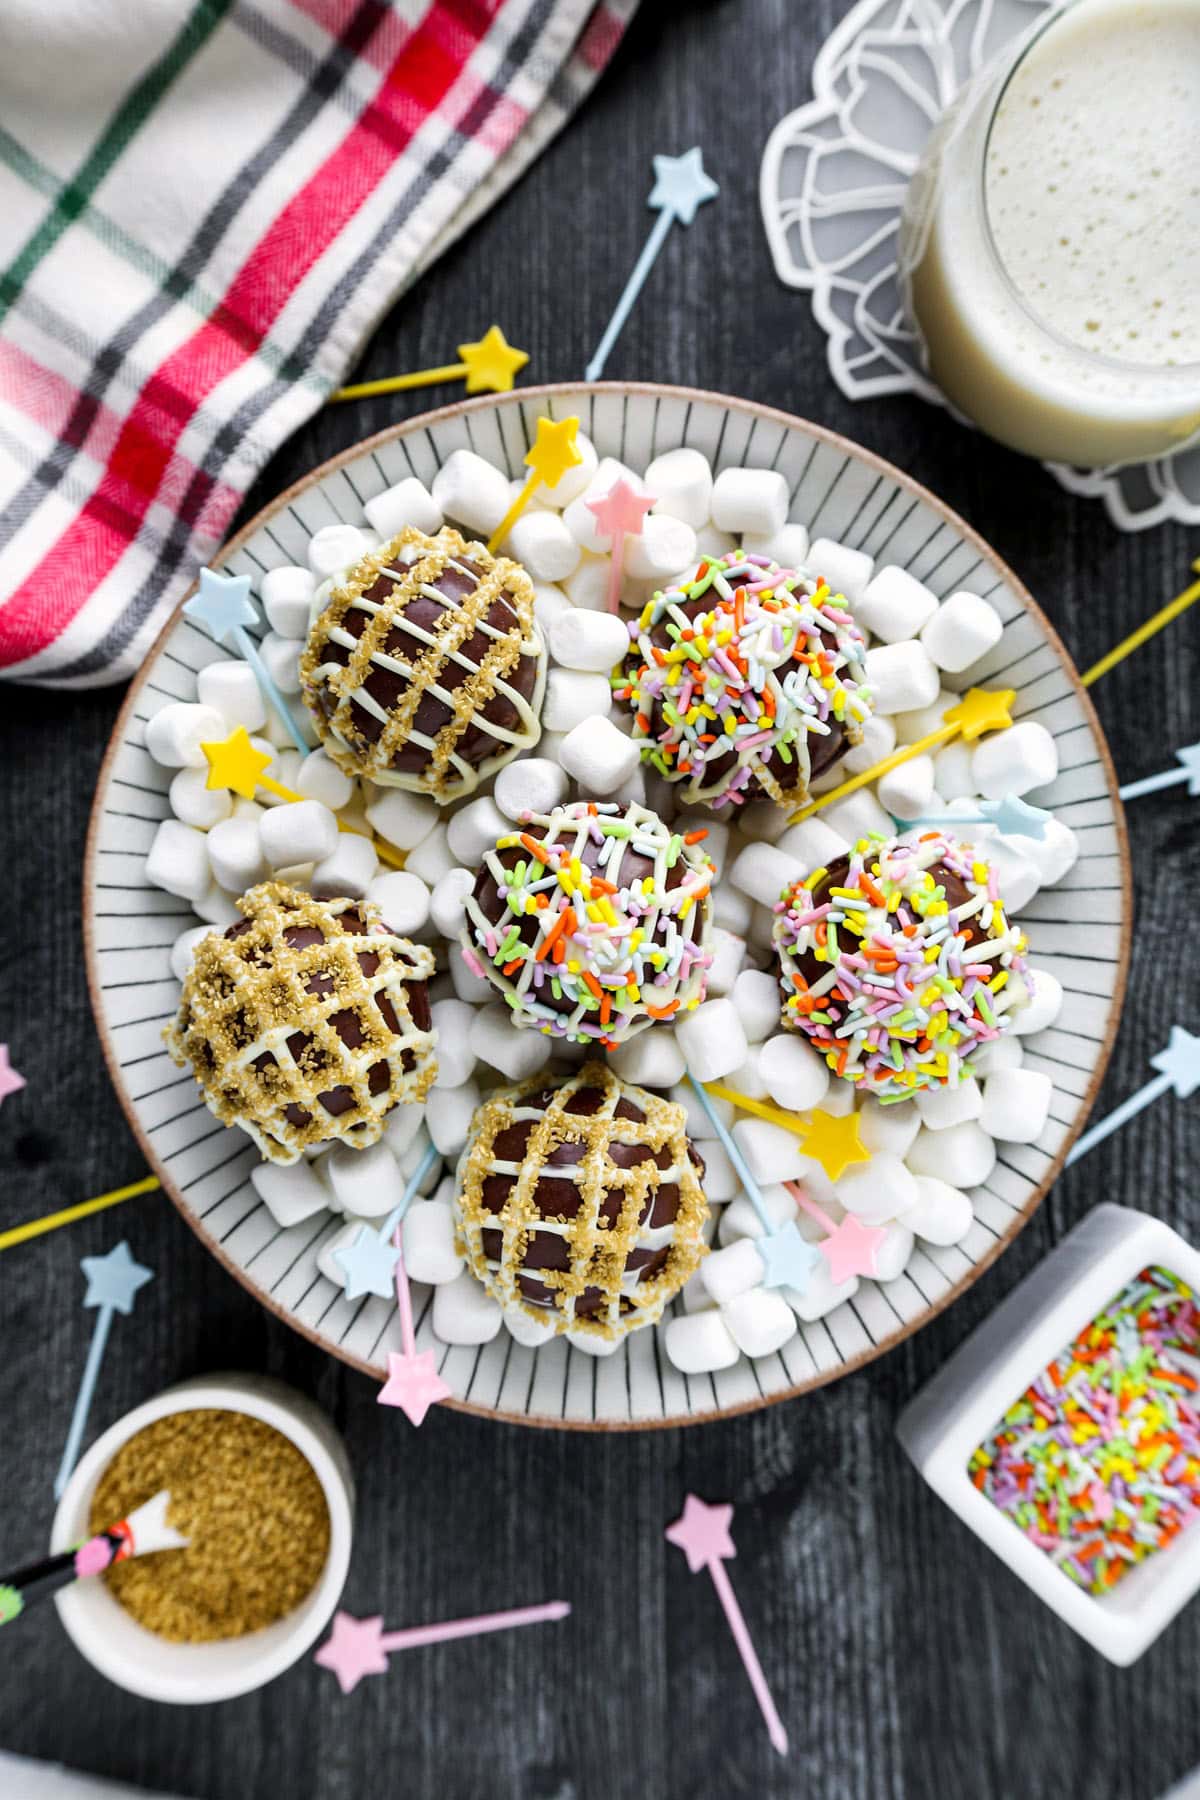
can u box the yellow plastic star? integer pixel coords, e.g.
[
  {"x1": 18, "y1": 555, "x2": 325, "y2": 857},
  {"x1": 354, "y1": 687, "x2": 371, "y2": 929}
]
[
  {"x1": 796, "y1": 1108, "x2": 872, "y2": 1183},
  {"x1": 201, "y1": 726, "x2": 275, "y2": 800},
  {"x1": 943, "y1": 686, "x2": 1016, "y2": 742},
  {"x1": 457, "y1": 325, "x2": 529, "y2": 395},
  {"x1": 523, "y1": 414, "x2": 583, "y2": 490}
]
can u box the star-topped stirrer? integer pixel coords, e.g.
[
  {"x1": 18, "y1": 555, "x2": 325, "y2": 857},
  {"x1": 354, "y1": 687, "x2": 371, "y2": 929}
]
[
  {"x1": 315, "y1": 1600, "x2": 571, "y2": 1694},
  {"x1": 686, "y1": 1076, "x2": 821, "y2": 1291},
  {"x1": 585, "y1": 478, "x2": 657, "y2": 612},
  {"x1": 896, "y1": 795, "x2": 1053, "y2": 838},
  {"x1": 1119, "y1": 740, "x2": 1200, "y2": 804},
  {"x1": 1066, "y1": 1026, "x2": 1200, "y2": 1166},
  {"x1": 784, "y1": 1181, "x2": 885, "y2": 1283},
  {"x1": 0, "y1": 1044, "x2": 24, "y2": 1109},
  {"x1": 331, "y1": 325, "x2": 529, "y2": 403},
  {"x1": 702, "y1": 1085, "x2": 872, "y2": 1183},
  {"x1": 665, "y1": 1496, "x2": 788, "y2": 1757},
  {"x1": 199, "y1": 727, "x2": 404, "y2": 870},
  {"x1": 789, "y1": 687, "x2": 1016, "y2": 824},
  {"x1": 586, "y1": 149, "x2": 719, "y2": 381},
  {"x1": 54, "y1": 1243, "x2": 153, "y2": 1500},
  {"x1": 333, "y1": 1141, "x2": 441, "y2": 1303},
  {"x1": 487, "y1": 415, "x2": 583, "y2": 555},
  {"x1": 184, "y1": 569, "x2": 310, "y2": 755}
]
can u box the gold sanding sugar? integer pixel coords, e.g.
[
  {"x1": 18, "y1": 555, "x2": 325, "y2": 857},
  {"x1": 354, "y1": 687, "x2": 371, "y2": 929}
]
[{"x1": 88, "y1": 1409, "x2": 331, "y2": 1643}]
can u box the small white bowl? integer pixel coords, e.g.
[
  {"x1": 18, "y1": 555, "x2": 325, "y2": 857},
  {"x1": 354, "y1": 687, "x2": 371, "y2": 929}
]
[{"x1": 51, "y1": 1372, "x2": 353, "y2": 1703}]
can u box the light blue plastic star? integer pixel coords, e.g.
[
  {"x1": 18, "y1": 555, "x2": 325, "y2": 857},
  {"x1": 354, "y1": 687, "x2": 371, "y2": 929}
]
[
  {"x1": 1178, "y1": 742, "x2": 1200, "y2": 797},
  {"x1": 648, "y1": 148, "x2": 720, "y2": 225},
  {"x1": 979, "y1": 795, "x2": 1053, "y2": 840},
  {"x1": 182, "y1": 567, "x2": 257, "y2": 646},
  {"x1": 757, "y1": 1222, "x2": 823, "y2": 1293},
  {"x1": 1151, "y1": 1026, "x2": 1200, "y2": 1100},
  {"x1": 334, "y1": 1224, "x2": 401, "y2": 1302},
  {"x1": 80, "y1": 1241, "x2": 154, "y2": 1315}
]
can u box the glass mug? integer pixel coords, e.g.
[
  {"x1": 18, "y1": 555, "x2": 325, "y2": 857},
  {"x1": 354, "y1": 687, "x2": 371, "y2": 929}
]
[{"x1": 899, "y1": 0, "x2": 1200, "y2": 467}]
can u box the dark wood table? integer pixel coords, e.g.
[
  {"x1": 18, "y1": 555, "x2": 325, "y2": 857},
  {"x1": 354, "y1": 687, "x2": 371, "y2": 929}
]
[{"x1": 2, "y1": 3, "x2": 1197, "y2": 1795}]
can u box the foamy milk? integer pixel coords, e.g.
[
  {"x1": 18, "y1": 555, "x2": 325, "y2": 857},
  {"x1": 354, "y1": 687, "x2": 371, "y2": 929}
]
[{"x1": 902, "y1": 0, "x2": 1200, "y2": 465}]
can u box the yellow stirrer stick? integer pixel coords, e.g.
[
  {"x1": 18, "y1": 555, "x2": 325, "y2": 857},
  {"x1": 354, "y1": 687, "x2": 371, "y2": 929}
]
[
  {"x1": 1081, "y1": 559, "x2": 1200, "y2": 687},
  {"x1": 0, "y1": 1176, "x2": 161, "y2": 1254}
]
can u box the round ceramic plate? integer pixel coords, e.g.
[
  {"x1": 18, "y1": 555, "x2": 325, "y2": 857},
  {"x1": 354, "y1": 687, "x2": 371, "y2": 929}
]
[{"x1": 85, "y1": 383, "x2": 1130, "y2": 1430}]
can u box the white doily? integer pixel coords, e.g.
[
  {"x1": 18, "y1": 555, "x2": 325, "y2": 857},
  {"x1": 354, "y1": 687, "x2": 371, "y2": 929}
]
[{"x1": 760, "y1": 0, "x2": 1200, "y2": 532}]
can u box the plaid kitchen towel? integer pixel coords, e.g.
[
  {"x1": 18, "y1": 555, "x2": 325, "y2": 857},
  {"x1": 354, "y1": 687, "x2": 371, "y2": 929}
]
[{"x1": 0, "y1": 0, "x2": 635, "y2": 687}]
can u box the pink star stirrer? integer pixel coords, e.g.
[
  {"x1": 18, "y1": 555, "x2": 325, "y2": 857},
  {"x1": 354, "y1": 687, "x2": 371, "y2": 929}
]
[
  {"x1": 316, "y1": 1601, "x2": 572, "y2": 1694},
  {"x1": 784, "y1": 1182, "x2": 886, "y2": 1285},
  {"x1": 376, "y1": 1219, "x2": 452, "y2": 1426},
  {"x1": 665, "y1": 1495, "x2": 788, "y2": 1757},
  {"x1": 584, "y1": 478, "x2": 656, "y2": 612}
]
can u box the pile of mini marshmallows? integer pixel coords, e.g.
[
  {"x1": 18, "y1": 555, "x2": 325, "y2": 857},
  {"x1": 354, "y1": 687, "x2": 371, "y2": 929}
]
[{"x1": 142, "y1": 436, "x2": 1077, "y2": 1373}]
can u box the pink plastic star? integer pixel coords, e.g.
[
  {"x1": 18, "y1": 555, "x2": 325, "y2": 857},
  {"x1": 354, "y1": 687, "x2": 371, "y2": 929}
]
[
  {"x1": 0, "y1": 1045, "x2": 25, "y2": 1108},
  {"x1": 377, "y1": 1348, "x2": 452, "y2": 1426},
  {"x1": 818, "y1": 1213, "x2": 887, "y2": 1285},
  {"x1": 314, "y1": 1612, "x2": 390, "y2": 1694},
  {"x1": 585, "y1": 478, "x2": 657, "y2": 613},
  {"x1": 665, "y1": 1494, "x2": 737, "y2": 1571}
]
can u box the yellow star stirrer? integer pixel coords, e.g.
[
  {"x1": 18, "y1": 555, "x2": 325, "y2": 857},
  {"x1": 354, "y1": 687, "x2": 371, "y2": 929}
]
[
  {"x1": 487, "y1": 415, "x2": 583, "y2": 554},
  {"x1": 789, "y1": 685, "x2": 1016, "y2": 824},
  {"x1": 702, "y1": 1086, "x2": 871, "y2": 1183},
  {"x1": 331, "y1": 325, "x2": 529, "y2": 403},
  {"x1": 200, "y1": 728, "x2": 405, "y2": 870}
]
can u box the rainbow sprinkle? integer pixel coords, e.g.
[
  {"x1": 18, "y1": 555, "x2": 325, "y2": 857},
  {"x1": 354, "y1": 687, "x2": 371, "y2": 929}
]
[
  {"x1": 460, "y1": 801, "x2": 715, "y2": 1048},
  {"x1": 613, "y1": 553, "x2": 872, "y2": 809},
  {"x1": 772, "y1": 830, "x2": 1029, "y2": 1098},
  {"x1": 969, "y1": 1267, "x2": 1200, "y2": 1595}
]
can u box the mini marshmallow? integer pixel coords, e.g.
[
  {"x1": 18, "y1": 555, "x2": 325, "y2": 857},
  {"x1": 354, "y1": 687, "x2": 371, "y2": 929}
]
[
  {"x1": 548, "y1": 607, "x2": 629, "y2": 673},
  {"x1": 624, "y1": 513, "x2": 698, "y2": 582},
  {"x1": 401, "y1": 1197, "x2": 462, "y2": 1285},
  {"x1": 450, "y1": 948, "x2": 494, "y2": 1005},
  {"x1": 197, "y1": 660, "x2": 267, "y2": 733},
  {"x1": 697, "y1": 1139, "x2": 739, "y2": 1202},
  {"x1": 906, "y1": 1121, "x2": 996, "y2": 1188},
  {"x1": 968, "y1": 1034, "x2": 1024, "y2": 1076},
  {"x1": 470, "y1": 1003, "x2": 551, "y2": 1082},
  {"x1": 327, "y1": 1139, "x2": 404, "y2": 1219},
  {"x1": 426, "y1": 1078, "x2": 480, "y2": 1157},
  {"x1": 979, "y1": 1068, "x2": 1053, "y2": 1144},
  {"x1": 877, "y1": 754, "x2": 935, "y2": 821},
  {"x1": 1012, "y1": 818, "x2": 1078, "y2": 887},
  {"x1": 664, "y1": 1309, "x2": 740, "y2": 1373},
  {"x1": 145, "y1": 702, "x2": 227, "y2": 770},
  {"x1": 206, "y1": 816, "x2": 269, "y2": 893},
  {"x1": 260, "y1": 565, "x2": 318, "y2": 639},
  {"x1": 614, "y1": 762, "x2": 647, "y2": 808},
  {"x1": 758, "y1": 1034, "x2": 830, "y2": 1114},
  {"x1": 921, "y1": 590, "x2": 1004, "y2": 673},
  {"x1": 364, "y1": 788, "x2": 438, "y2": 853},
  {"x1": 857, "y1": 565, "x2": 938, "y2": 644},
  {"x1": 785, "y1": 1264, "x2": 859, "y2": 1323},
  {"x1": 843, "y1": 712, "x2": 898, "y2": 774},
  {"x1": 170, "y1": 924, "x2": 213, "y2": 982},
  {"x1": 874, "y1": 1220, "x2": 915, "y2": 1282},
  {"x1": 560, "y1": 715, "x2": 640, "y2": 791},
  {"x1": 679, "y1": 1270, "x2": 716, "y2": 1315},
  {"x1": 430, "y1": 867, "x2": 475, "y2": 940},
  {"x1": 193, "y1": 884, "x2": 242, "y2": 928},
  {"x1": 712, "y1": 881, "x2": 753, "y2": 937},
  {"x1": 561, "y1": 559, "x2": 610, "y2": 613},
  {"x1": 717, "y1": 1184, "x2": 798, "y2": 1244},
  {"x1": 669, "y1": 1081, "x2": 735, "y2": 1141},
  {"x1": 532, "y1": 430, "x2": 598, "y2": 509},
  {"x1": 736, "y1": 803, "x2": 791, "y2": 844},
  {"x1": 318, "y1": 1217, "x2": 372, "y2": 1283},
  {"x1": 542, "y1": 667, "x2": 612, "y2": 733},
  {"x1": 892, "y1": 689, "x2": 959, "y2": 746},
  {"x1": 701, "y1": 1239, "x2": 766, "y2": 1304},
  {"x1": 731, "y1": 1118, "x2": 811, "y2": 1185},
  {"x1": 821, "y1": 789, "x2": 895, "y2": 845},
  {"x1": 864, "y1": 640, "x2": 941, "y2": 714},
  {"x1": 307, "y1": 523, "x2": 374, "y2": 578},
  {"x1": 366, "y1": 870, "x2": 431, "y2": 937},
  {"x1": 1011, "y1": 968, "x2": 1063, "y2": 1036},
  {"x1": 251, "y1": 1158, "x2": 329, "y2": 1228},
  {"x1": 972, "y1": 720, "x2": 1058, "y2": 798},
  {"x1": 857, "y1": 1096, "x2": 921, "y2": 1159},
  {"x1": 311, "y1": 832, "x2": 377, "y2": 899},
  {"x1": 433, "y1": 1270, "x2": 504, "y2": 1345},
  {"x1": 644, "y1": 447, "x2": 713, "y2": 529},
  {"x1": 260, "y1": 632, "x2": 302, "y2": 696},
  {"x1": 706, "y1": 928, "x2": 746, "y2": 997},
  {"x1": 741, "y1": 521, "x2": 810, "y2": 570},
  {"x1": 504, "y1": 1307, "x2": 559, "y2": 1348},
  {"x1": 732, "y1": 969, "x2": 784, "y2": 1046},
  {"x1": 710, "y1": 466, "x2": 788, "y2": 539},
  {"x1": 729, "y1": 842, "x2": 800, "y2": 908},
  {"x1": 259, "y1": 800, "x2": 338, "y2": 869},
  {"x1": 506, "y1": 509, "x2": 581, "y2": 583},
  {"x1": 837, "y1": 1153, "x2": 917, "y2": 1225},
  {"x1": 405, "y1": 824, "x2": 456, "y2": 886},
  {"x1": 294, "y1": 748, "x2": 354, "y2": 812},
  {"x1": 431, "y1": 449, "x2": 512, "y2": 536},
  {"x1": 722, "y1": 1286, "x2": 797, "y2": 1358},
  {"x1": 608, "y1": 1029, "x2": 686, "y2": 1090},
  {"x1": 431, "y1": 1000, "x2": 478, "y2": 1088},
  {"x1": 562, "y1": 460, "x2": 642, "y2": 553},
  {"x1": 445, "y1": 795, "x2": 509, "y2": 867},
  {"x1": 674, "y1": 997, "x2": 749, "y2": 1084},
  {"x1": 932, "y1": 740, "x2": 974, "y2": 800},
  {"x1": 984, "y1": 838, "x2": 1040, "y2": 913},
  {"x1": 493, "y1": 756, "x2": 569, "y2": 822},
  {"x1": 907, "y1": 1176, "x2": 973, "y2": 1246},
  {"x1": 364, "y1": 476, "x2": 443, "y2": 541},
  {"x1": 808, "y1": 538, "x2": 874, "y2": 605},
  {"x1": 774, "y1": 818, "x2": 849, "y2": 871},
  {"x1": 533, "y1": 582, "x2": 573, "y2": 633},
  {"x1": 725, "y1": 1048, "x2": 769, "y2": 1102},
  {"x1": 169, "y1": 765, "x2": 233, "y2": 830},
  {"x1": 146, "y1": 818, "x2": 211, "y2": 902},
  {"x1": 914, "y1": 1076, "x2": 983, "y2": 1132},
  {"x1": 382, "y1": 1104, "x2": 425, "y2": 1159}
]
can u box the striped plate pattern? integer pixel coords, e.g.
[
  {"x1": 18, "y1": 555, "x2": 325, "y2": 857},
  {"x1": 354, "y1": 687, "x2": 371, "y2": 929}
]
[{"x1": 85, "y1": 385, "x2": 1130, "y2": 1430}]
